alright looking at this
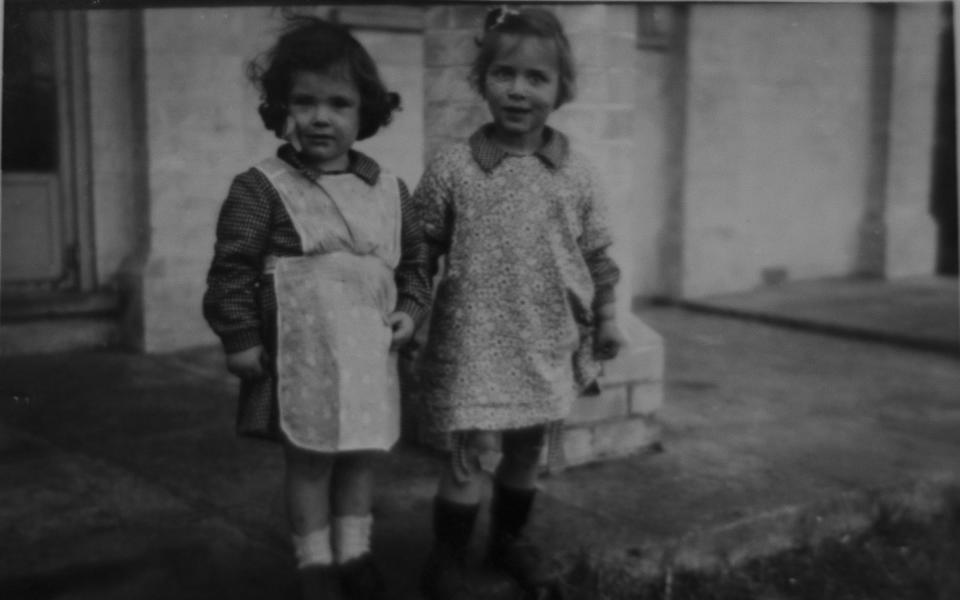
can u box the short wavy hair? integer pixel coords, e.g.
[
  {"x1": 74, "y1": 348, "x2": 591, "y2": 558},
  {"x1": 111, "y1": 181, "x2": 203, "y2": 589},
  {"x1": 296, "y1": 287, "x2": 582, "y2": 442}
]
[
  {"x1": 470, "y1": 7, "x2": 576, "y2": 109},
  {"x1": 247, "y1": 15, "x2": 400, "y2": 141}
]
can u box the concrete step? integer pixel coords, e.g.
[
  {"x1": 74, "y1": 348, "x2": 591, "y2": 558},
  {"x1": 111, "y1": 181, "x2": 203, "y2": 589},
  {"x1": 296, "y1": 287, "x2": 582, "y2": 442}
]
[
  {"x1": 1, "y1": 290, "x2": 121, "y2": 322},
  {"x1": 0, "y1": 317, "x2": 120, "y2": 356}
]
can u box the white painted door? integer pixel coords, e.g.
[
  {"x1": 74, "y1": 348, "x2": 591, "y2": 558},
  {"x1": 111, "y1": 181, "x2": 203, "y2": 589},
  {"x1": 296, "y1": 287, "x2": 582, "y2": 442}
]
[{"x1": 2, "y1": 8, "x2": 90, "y2": 294}]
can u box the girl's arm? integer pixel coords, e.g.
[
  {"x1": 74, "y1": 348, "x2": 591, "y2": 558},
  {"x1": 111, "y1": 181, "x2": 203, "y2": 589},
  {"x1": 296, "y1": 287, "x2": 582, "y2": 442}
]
[
  {"x1": 393, "y1": 179, "x2": 432, "y2": 330},
  {"x1": 578, "y1": 168, "x2": 621, "y2": 318},
  {"x1": 585, "y1": 248, "x2": 620, "y2": 318},
  {"x1": 202, "y1": 171, "x2": 273, "y2": 355},
  {"x1": 579, "y1": 166, "x2": 626, "y2": 359},
  {"x1": 411, "y1": 155, "x2": 455, "y2": 283}
]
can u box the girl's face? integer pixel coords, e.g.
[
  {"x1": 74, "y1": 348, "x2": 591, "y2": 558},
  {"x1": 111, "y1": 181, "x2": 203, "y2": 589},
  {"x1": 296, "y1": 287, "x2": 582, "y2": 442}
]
[
  {"x1": 483, "y1": 35, "x2": 560, "y2": 150},
  {"x1": 286, "y1": 68, "x2": 360, "y2": 171}
]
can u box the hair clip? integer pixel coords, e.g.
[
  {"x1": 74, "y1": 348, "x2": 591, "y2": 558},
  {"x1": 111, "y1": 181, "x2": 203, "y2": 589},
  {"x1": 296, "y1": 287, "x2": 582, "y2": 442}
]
[{"x1": 485, "y1": 5, "x2": 520, "y2": 31}]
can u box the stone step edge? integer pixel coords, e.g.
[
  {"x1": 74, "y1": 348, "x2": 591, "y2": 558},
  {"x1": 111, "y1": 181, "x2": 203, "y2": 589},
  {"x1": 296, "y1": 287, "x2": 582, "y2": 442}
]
[
  {"x1": 556, "y1": 415, "x2": 661, "y2": 469},
  {"x1": 0, "y1": 317, "x2": 120, "y2": 356},
  {"x1": 562, "y1": 412, "x2": 660, "y2": 433},
  {"x1": 676, "y1": 299, "x2": 960, "y2": 357}
]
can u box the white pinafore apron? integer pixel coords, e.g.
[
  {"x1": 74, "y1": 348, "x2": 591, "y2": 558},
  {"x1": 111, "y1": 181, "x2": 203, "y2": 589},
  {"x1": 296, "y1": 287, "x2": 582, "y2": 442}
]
[{"x1": 255, "y1": 157, "x2": 402, "y2": 452}]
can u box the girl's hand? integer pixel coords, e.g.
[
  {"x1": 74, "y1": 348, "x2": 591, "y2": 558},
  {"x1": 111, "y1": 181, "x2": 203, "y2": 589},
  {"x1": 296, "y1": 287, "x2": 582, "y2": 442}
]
[
  {"x1": 387, "y1": 311, "x2": 415, "y2": 351},
  {"x1": 226, "y1": 345, "x2": 268, "y2": 380},
  {"x1": 594, "y1": 319, "x2": 626, "y2": 361}
]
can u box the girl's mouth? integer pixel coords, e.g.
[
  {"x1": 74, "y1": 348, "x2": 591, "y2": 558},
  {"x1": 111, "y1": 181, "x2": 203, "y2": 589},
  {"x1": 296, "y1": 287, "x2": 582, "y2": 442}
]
[{"x1": 502, "y1": 107, "x2": 531, "y2": 120}]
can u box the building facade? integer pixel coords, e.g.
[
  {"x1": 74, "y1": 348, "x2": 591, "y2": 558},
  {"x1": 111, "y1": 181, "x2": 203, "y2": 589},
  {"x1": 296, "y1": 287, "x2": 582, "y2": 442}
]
[{"x1": 0, "y1": 2, "x2": 950, "y2": 354}]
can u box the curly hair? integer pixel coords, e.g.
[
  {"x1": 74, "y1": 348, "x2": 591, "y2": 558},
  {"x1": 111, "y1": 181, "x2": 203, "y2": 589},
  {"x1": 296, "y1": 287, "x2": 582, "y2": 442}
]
[
  {"x1": 247, "y1": 15, "x2": 400, "y2": 141},
  {"x1": 470, "y1": 7, "x2": 576, "y2": 109}
]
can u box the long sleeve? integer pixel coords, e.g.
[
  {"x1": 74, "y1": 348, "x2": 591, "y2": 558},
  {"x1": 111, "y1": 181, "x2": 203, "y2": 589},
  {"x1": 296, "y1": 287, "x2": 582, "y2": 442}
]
[
  {"x1": 202, "y1": 170, "x2": 274, "y2": 353},
  {"x1": 412, "y1": 153, "x2": 455, "y2": 280},
  {"x1": 584, "y1": 247, "x2": 620, "y2": 311},
  {"x1": 578, "y1": 165, "x2": 621, "y2": 313},
  {"x1": 394, "y1": 179, "x2": 433, "y2": 328}
]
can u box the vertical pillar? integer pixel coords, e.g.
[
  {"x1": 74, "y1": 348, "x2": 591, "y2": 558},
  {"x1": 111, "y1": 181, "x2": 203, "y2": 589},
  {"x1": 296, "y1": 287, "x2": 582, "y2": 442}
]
[
  {"x1": 658, "y1": 4, "x2": 690, "y2": 299},
  {"x1": 883, "y1": 3, "x2": 941, "y2": 278},
  {"x1": 855, "y1": 4, "x2": 896, "y2": 278}
]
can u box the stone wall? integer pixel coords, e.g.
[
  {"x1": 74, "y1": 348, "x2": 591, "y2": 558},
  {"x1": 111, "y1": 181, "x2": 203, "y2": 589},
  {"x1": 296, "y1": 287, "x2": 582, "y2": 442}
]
[
  {"x1": 677, "y1": 3, "x2": 940, "y2": 297},
  {"x1": 139, "y1": 7, "x2": 280, "y2": 352},
  {"x1": 681, "y1": 3, "x2": 874, "y2": 297}
]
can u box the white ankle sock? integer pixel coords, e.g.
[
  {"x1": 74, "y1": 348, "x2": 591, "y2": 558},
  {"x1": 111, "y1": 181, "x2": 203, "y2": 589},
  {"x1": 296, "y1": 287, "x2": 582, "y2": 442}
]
[
  {"x1": 292, "y1": 527, "x2": 334, "y2": 568},
  {"x1": 333, "y1": 514, "x2": 372, "y2": 563}
]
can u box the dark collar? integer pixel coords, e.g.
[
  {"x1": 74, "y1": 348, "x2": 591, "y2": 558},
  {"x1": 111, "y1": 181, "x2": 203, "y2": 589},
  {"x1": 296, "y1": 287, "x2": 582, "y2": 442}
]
[
  {"x1": 277, "y1": 144, "x2": 381, "y2": 185},
  {"x1": 468, "y1": 124, "x2": 569, "y2": 173}
]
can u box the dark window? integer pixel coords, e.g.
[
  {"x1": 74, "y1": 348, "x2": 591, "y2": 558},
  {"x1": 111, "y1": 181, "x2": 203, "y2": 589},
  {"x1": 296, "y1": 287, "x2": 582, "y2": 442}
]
[{"x1": 2, "y1": 6, "x2": 59, "y2": 171}]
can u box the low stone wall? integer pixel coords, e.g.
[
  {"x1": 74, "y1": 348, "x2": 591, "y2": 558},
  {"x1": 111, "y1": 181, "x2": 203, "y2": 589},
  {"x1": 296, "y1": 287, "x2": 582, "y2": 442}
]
[
  {"x1": 400, "y1": 314, "x2": 664, "y2": 471},
  {"x1": 560, "y1": 315, "x2": 663, "y2": 468}
]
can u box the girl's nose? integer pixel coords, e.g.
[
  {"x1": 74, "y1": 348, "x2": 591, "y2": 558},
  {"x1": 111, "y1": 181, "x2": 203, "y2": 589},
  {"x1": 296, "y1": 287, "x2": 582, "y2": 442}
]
[
  {"x1": 310, "y1": 104, "x2": 332, "y2": 124},
  {"x1": 506, "y1": 77, "x2": 528, "y2": 98}
]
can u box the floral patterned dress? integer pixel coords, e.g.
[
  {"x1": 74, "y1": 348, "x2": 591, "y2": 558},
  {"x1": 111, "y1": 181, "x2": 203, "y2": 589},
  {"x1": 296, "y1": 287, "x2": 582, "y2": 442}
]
[{"x1": 413, "y1": 126, "x2": 620, "y2": 433}]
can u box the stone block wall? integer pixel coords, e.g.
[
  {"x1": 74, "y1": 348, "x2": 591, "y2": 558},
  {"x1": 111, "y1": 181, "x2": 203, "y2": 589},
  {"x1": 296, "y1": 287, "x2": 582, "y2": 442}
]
[
  {"x1": 682, "y1": 4, "x2": 875, "y2": 297},
  {"x1": 558, "y1": 315, "x2": 663, "y2": 468}
]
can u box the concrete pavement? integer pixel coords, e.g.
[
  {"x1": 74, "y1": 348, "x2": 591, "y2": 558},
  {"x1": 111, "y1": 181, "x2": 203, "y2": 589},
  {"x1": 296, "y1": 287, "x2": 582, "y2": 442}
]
[
  {"x1": 1, "y1": 277, "x2": 958, "y2": 599},
  {"x1": 674, "y1": 275, "x2": 959, "y2": 355}
]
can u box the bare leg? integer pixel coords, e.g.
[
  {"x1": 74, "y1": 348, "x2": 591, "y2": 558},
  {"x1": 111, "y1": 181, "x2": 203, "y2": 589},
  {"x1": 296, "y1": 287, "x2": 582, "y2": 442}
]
[
  {"x1": 437, "y1": 430, "x2": 495, "y2": 504},
  {"x1": 331, "y1": 450, "x2": 377, "y2": 518},
  {"x1": 495, "y1": 425, "x2": 546, "y2": 490},
  {"x1": 332, "y1": 451, "x2": 386, "y2": 599},
  {"x1": 284, "y1": 442, "x2": 335, "y2": 540},
  {"x1": 283, "y1": 442, "x2": 340, "y2": 599}
]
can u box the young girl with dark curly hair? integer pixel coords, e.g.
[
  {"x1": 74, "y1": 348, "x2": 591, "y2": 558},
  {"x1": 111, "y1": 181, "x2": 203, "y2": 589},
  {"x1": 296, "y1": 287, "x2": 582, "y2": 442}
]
[{"x1": 202, "y1": 16, "x2": 430, "y2": 600}]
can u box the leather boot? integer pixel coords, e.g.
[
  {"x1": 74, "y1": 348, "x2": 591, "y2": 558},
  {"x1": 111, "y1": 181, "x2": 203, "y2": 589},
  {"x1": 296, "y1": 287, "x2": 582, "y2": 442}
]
[
  {"x1": 420, "y1": 497, "x2": 479, "y2": 600},
  {"x1": 298, "y1": 564, "x2": 343, "y2": 600},
  {"x1": 485, "y1": 483, "x2": 562, "y2": 596},
  {"x1": 339, "y1": 554, "x2": 385, "y2": 600}
]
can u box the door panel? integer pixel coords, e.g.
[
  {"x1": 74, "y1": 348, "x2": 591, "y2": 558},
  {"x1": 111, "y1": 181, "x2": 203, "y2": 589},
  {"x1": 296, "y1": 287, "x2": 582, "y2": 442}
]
[
  {"x1": 1, "y1": 7, "x2": 85, "y2": 293},
  {"x1": 1, "y1": 174, "x2": 64, "y2": 282}
]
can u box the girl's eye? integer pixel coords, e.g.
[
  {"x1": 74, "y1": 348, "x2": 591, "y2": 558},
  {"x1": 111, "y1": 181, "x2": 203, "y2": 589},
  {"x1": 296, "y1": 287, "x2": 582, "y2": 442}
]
[
  {"x1": 330, "y1": 97, "x2": 356, "y2": 109},
  {"x1": 290, "y1": 95, "x2": 315, "y2": 108},
  {"x1": 489, "y1": 67, "x2": 512, "y2": 80}
]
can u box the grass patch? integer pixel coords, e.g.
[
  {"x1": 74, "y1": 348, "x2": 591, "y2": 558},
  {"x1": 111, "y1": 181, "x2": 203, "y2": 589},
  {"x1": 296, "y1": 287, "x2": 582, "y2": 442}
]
[{"x1": 561, "y1": 498, "x2": 960, "y2": 600}]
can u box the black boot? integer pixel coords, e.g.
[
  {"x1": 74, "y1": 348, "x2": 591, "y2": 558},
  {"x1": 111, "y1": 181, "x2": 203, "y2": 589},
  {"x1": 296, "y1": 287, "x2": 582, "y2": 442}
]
[
  {"x1": 298, "y1": 564, "x2": 343, "y2": 600},
  {"x1": 486, "y1": 483, "x2": 562, "y2": 596},
  {"x1": 420, "y1": 497, "x2": 479, "y2": 600},
  {"x1": 339, "y1": 553, "x2": 385, "y2": 600}
]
